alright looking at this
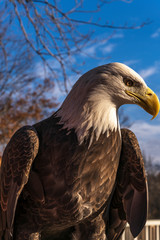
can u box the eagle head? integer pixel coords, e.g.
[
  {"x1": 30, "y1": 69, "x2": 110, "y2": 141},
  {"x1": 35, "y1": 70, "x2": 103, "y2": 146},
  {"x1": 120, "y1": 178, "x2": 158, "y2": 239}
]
[{"x1": 56, "y1": 62, "x2": 159, "y2": 145}]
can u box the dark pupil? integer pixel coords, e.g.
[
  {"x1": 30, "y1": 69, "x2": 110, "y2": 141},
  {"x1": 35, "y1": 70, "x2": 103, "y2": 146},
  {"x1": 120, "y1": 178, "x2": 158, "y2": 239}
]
[{"x1": 127, "y1": 80, "x2": 133, "y2": 86}]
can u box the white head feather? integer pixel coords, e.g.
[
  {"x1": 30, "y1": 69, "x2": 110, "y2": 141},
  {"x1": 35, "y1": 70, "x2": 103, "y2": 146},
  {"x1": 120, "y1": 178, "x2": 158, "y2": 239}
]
[{"x1": 56, "y1": 63, "x2": 147, "y2": 145}]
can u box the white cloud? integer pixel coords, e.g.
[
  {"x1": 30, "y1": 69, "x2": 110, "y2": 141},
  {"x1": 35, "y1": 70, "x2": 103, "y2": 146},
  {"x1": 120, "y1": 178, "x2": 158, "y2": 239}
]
[
  {"x1": 130, "y1": 121, "x2": 160, "y2": 163},
  {"x1": 82, "y1": 38, "x2": 109, "y2": 57},
  {"x1": 35, "y1": 55, "x2": 77, "y2": 80},
  {"x1": 52, "y1": 82, "x2": 67, "y2": 100},
  {"x1": 84, "y1": 45, "x2": 98, "y2": 55},
  {"x1": 103, "y1": 43, "x2": 116, "y2": 53},
  {"x1": 82, "y1": 35, "x2": 118, "y2": 57},
  {"x1": 34, "y1": 57, "x2": 80, "y2": 104},
  {"x1": 139, "y1": 66, "x2": 157, "y2": 79},
  {"x1": 53, "y1": 73, "x2": 81, "y2": 103},
  {"x1": 151, "y1": 28, "x2": 160, "y2": 38},
  {"x1": 112, "y1": 33, "x2": 124, "y2": 39},
  {"x1": 123, "y1": 59, "x2": 140, "y2": 67}
]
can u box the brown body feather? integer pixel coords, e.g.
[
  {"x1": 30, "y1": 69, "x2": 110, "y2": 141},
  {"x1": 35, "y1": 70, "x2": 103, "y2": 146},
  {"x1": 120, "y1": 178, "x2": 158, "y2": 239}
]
[
  {"x1": 16, "y1": 114, "x2": 120, "y2": 239},
  {"x1": 0, "y1": 115, "x2": 147, "y2": 240}
]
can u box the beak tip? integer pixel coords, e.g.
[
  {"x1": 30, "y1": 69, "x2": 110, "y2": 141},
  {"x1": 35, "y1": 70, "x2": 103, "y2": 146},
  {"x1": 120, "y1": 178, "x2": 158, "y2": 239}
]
[
  {"x1": 147, "y1": 88, "x2": 160, "y2": 120},
  {"x1": 151, "y1": 107, "x2": 160, "y2": 120}
]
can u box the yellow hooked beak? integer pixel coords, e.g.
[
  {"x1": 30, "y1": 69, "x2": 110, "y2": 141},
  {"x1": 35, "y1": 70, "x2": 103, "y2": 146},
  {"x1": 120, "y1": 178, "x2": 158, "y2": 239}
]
[{"x1": 126, "y1": 87, "x2": 160, "y2": 120}]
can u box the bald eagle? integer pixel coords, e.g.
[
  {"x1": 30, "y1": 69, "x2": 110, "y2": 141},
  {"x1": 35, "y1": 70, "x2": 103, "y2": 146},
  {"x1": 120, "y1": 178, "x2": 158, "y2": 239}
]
[{"x1": 0, "y1": 63, "x2": 159, "y2": 240}]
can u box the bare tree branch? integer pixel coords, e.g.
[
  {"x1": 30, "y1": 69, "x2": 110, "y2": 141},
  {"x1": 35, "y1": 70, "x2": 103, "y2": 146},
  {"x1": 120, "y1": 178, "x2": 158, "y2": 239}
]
[
  {"x1": 0, "y1": 4, "x2": 58, "y2": 152},
  {"x1": 68, "y1": 18, "x2": 151, "y2": 29},
  {"x1": 6, "y1": 0, "x2": 150, "y2": 91}
]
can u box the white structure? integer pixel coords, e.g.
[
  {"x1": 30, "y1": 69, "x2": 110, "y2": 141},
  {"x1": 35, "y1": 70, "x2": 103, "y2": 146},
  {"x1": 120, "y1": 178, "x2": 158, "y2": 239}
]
[{"x1": 121, "y1": 220, "x2": 160, "y2": 240}]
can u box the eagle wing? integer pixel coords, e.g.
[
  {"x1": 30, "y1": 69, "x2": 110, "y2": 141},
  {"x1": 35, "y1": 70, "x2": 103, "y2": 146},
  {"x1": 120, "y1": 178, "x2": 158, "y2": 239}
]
[
  {"x1": 104, "y1": 128, "x2": 148, "y2": 240},
  {"x1": 0, "y1": 126, "x2": 39, "y2": 239}
]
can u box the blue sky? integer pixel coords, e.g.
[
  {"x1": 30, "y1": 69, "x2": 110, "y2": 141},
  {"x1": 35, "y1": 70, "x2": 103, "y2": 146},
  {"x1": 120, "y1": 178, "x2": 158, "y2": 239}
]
[
  {"x1": 8, "y1": 0, "x2": 159, "y2": 162},
  {"x1": 50, "y1": 0, "x2": 160, "y2": 163}
]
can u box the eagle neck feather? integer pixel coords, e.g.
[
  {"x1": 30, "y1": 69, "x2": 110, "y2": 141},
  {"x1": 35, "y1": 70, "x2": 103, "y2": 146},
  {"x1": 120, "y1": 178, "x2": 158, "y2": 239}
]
[{"x1": 56, "y1": 85, "x2": 120, "y2": 146}]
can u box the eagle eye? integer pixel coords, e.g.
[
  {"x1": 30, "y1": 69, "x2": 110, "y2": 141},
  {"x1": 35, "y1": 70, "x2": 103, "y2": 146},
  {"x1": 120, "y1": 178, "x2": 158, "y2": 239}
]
[{"x1": 123, "y1": 78, "x2": 134, "y2": 87}]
